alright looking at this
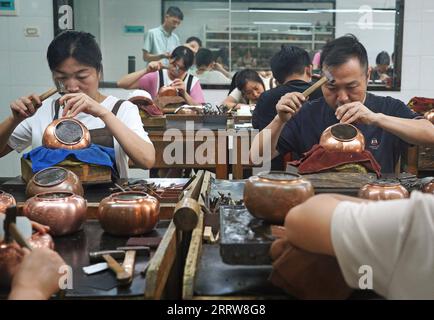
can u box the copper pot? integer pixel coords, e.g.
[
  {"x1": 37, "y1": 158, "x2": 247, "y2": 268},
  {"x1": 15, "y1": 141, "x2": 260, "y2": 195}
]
[
  {"x1": 42, "y1": 118, "x2": 91, "y2": 150},
  {"x1": 158, "y1": 86, "x2": 177, "y2": 97},
  {"x1": 23, "y1": 192, "x2": 87, "y2": 236},
  {"x1": 422, "y1": 178, "x2": 434, "y2": 194},
  {"x1": 0, "y1": 190, "x2": 16, "y2": 213},
  {"x1": 98, "y1": 191, "x2": 160, "y2": 236},
  {"x1": 28, "y1": 232, "x2": 55, "y2": 250},
  {"x1": 358, "y1": 180, "x2": 409, "y2": 200},
  {"x1": 0, "y1": 243, "x2": 23, "y2": 287},
  {"x1": 243, "y1": 172, "x2": 314, "y2": 224},
  {"x1": 319, "y1": 123, "x2": 365, "y2": 152},
  {"x1": 424, "y1": 110, "x2": 434, "y2": 124},
  {"x1": 26, "y1": 167, "x2": 84, "y2": 198}
]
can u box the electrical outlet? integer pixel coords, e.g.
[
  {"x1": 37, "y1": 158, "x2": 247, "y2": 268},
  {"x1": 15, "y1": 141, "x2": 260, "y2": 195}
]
[{"x1": 24, "y1": 27, "x2": 40, "y2": 37}]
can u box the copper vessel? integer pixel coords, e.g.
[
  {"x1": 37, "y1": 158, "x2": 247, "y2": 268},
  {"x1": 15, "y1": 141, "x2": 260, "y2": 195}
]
[
  {"x1": 0, "y1": 190, "x2": 16, "y2": 213},
  {"x1": 319, "y1": 123, "x2": 365, "y2": 152},
  {"x1": 98, "y1": 191, "x2": 160, "y2": 236},
  {"x1": 0, "y1": 244, "x2": 23, "y2": 287},
  {"x1": 23, "y1": 192, "x2": 87, "y2": 236},
  {"x1": 422, "y1": 178, "x2": 434, "y2": 194},
  {"x1": 28, "y1": 232, "x2": 55, "y2": 250},
  {"x1": 158, "y1": 86, "x2": 177, "y2": 97},
  {"x1": 26, "y1": 167, "x2": 84, "y2": 198},
  {"x1": 424, "y1": 110, "x2": 434, "y2": 124},
  {"x1": 358, "y1": 180, "x2": 409, "y2": 200},
  {"x1": 42, "y1": 118, "x2": 91, "y2": 150},
  {"x1": 175, "y1": 107, "x2": 199, "y2": 115},
  {"x1": 243, "y1": 172, "x2": 314, "y2": 224}
]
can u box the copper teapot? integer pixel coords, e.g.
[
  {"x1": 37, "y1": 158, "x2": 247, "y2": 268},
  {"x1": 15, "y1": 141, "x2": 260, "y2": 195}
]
[
  {"x1": 23, "y1": 192, "x2": 87, "y2": 236},
  {"x1": 0, "y1": 191, "x2": 16, "y2": 213},
  {"x1": 243, "y1": 172, "x2": 314, "y2": 224},
  {"x1": 26, "y1": 167, "x2": 84, "y2": 198},
  {"x1": 98, "y1": 191, "x2": 160, "y2": 236},
  {"x1": 158, "y1": 86, "x2": 177, "y2": 97},
  {"x1": 42, "y1": 118, "x2": 90, "y2": 150},
  {"x1": 320, "y1": 123, "x2": 365, "y2": 152},
  {"x1": 358, "y1": 180, "x2": 409, "y2": 200}
]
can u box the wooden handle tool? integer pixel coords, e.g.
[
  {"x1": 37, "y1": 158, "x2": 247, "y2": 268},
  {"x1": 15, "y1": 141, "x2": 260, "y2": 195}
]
[
  {"x1": 39, "y1": 87, "x2": 58, "y2": 101},
  {"x1": 103, "y1": 254, "x2": 132, "y2": 285},
  {"x1": 121, "y1": 250, "x2": 136, "y2": 280},
  {"x1": 302, "y1": 76, "x2": 328, "y2": 98}
]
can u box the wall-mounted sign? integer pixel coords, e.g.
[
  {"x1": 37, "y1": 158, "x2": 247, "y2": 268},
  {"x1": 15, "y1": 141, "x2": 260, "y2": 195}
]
[
  {"x1": 0, "y1": 0, "x2": 18, "y2": 16},
  {"x1": 124, "y1": 25, "x2": 145, "y2": 34},
  {"x1": 53, "y1": 0, "x2": 74, "y2": 36}
]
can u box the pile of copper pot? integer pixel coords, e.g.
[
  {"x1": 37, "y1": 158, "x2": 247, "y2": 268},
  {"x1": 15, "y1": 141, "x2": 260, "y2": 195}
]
[
  {"x1": 23, "y1": 167, "x2": 87, "y2": 237},
  {"x1": 319, "y1": 123, "x2": 365, "y2": 152},
  {"x1": 243, "y1": 171, "x2": 314, "y2": 225},
  {"x1": 359, "y1": 177, "x2": 434, "y2": 200}
]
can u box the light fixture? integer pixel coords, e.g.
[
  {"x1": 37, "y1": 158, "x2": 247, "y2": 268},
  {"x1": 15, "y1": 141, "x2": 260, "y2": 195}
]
[{"x1": 253, "y1": 21, "x2": 313, "y2": 26}]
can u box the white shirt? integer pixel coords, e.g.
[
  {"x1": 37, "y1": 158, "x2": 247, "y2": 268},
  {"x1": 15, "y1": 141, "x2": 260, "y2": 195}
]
[
  {"x1": 331, "y1": 191, "x2": 434, "y2": 299},
  {"x1": 8, "y1": 95, "x2": 152, "y2": 178},
  {"x1": 191, "y1": 69, "x2": 231, "y2": 85}
]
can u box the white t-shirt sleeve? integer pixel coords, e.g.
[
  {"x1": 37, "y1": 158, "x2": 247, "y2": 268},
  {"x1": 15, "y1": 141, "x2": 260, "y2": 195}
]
[
  {"x1": 229, "y1": 88, "x2": 246, "y2": 104},
  {"x1": 8, "y1": 118, "x2": 33, "y2": 153},
  {"x1": 117, "y1": 100, "x2": 152, "y2": 145},
  {"x1": 331, "y1": 192, "x2": 434, "y2": 299}
]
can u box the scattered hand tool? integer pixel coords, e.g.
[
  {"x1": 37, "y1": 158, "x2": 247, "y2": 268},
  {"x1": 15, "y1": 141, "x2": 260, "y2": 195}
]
[{"x1": 103, "y1": 254, "x2": 132, "y2": 285}]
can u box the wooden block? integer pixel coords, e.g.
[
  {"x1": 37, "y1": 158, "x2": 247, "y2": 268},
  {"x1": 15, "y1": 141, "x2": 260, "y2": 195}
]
[{"x1": 21, "y1": 157, "x2": 112, "y2": 184}]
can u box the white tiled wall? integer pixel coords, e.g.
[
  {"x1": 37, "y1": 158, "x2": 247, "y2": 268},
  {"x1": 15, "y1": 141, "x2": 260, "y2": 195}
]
[{"x1": 0, "y1": 0, "x2": 433, "y2": 178}]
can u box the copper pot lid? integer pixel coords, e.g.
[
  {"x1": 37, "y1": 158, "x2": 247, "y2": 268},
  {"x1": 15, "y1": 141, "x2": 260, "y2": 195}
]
[
  {"x1": 36, "y1": 192, "x2": 74, "y2": 200},
  {"x1": 54, "y1": 119, "x2": 84, "y2": 145},
  {"x1": 32, "y1": 167, "x2": 68, "y2": 187},
  {"x1": 330, "y1": 124, "x2": 358, "y2": 142},
  {"x1": 257, "y1": 171, "x2": 301, "y2": 181}
]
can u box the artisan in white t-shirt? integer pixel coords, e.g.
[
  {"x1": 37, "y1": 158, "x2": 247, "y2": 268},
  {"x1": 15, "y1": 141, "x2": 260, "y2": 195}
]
[
  {"x1": 8, "y1": 96, "x2": 152, "y2": 178},
  {"x1": 331, "y1": 191, "x2": 434, "y2": 299}
]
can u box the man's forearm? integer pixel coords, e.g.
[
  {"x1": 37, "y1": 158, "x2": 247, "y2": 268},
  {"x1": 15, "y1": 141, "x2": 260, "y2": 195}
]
[
  {"x1": 142, "y1": 51, "x2": 164, "y2": 62},
  {"x1": 250, "y1": 115, "x2": 286, "y2": 164},
  {"x1": 0, "y1": 116, "x2": 20, "y2": 156},
  {"x1": 373, "y1": 114, "x2": 434, "y2": 146}
]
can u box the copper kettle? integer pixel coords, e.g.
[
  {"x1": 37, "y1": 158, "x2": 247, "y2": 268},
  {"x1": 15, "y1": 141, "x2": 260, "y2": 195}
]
[
  {"x1": 158, "y1": 86, "x2": 177, "y2": 97},
  {"x1": 243, "y1": 171, "x2": 314, "y2": 224},
  {"x1": 23, "y1": 192, "x2": 87, "y2": 236},
  {"x1": 26, "y1": 167, "x2": 84, "y2": 198},
  {"x1": 358, "y1": 180, "x2": 409, "y2": 200},
  {"x1": 98, "y1": 191, "x2": 160, "y2": 236},
  {"x1": 42, "y1": 118, "x2": 90, "y2": 150},
  {"x1": 320, "y1": 123, "x2": 365, "y2": 152}
]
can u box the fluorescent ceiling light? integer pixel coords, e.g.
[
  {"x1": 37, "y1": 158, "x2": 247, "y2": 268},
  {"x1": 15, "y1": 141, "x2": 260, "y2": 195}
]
[
  {"x1": 193, "y1": 8, "x2": 229, "y2": 12},
  {"x1": 247, "y1": 8, "x2": 396, "y2": 14},
  {"x1": 253, "y1": 21, "x2": 312, "y2": 26}
]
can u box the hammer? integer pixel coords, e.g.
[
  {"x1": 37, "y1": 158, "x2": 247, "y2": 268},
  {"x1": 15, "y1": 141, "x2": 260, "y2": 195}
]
[{"x1": 302, "y1": 70, "x2": 334, "y2": 98}]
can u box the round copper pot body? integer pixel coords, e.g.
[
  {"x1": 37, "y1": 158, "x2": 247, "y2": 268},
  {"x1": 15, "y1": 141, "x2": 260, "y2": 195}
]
[
  {"x1": 158, "y1": 86, "x2": 177, "y2": 97},
  {"x1": 26, "y1": 167, "x2": 84, "y2": 198},
  {"x1": 28, "y1": 232, "x2": 55, "y2": 250},
  {"x1": 424, "y1": 110, "x2": 434, "y2": 124},
  {"x1": 0, "y1": 190, "x2": 16, "y2": 213},
  {"x1": 422, "y1": 179, "x2": 434, "y2": 194},
  {"x1": 358, "y1": 180, "x2": 409, "y2": 200},
  {"x1": 23, "y1": 192, "x2": 87, "y2": 236},
  {"x1": 0, "y1": 243, "x2": 24, "y2": 287},
  {"x1": 319, "y1": 123, "x2": 365, "y2": 152},
  {"x1": 243, "y1": 172, "x2": 314, "y2": 225},
  {"x1": 42, "y1": 118, "x2": 91, "y2": 150},
  {"x1": 98, "y1": 191, "x2": 160, "y2": 236},
  {"x1": 176, "y1": 107, "x2": 198, "y2": 115}
]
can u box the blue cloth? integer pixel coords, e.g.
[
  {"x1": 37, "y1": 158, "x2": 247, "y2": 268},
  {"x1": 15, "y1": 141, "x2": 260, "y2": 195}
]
[
  {"x1": 24, "y1": 144, "x2": 116, "y2": 173},
  {"x1": 277, "y1": 93, "x2": 420, "y2": 173}
]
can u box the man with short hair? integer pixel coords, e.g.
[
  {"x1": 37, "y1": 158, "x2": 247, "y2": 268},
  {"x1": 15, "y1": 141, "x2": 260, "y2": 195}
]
[
  {"x1": 252, "y1": 45, "x2": 322, "y2": 170},
  {"x1": 142, "y1": 6, "x2": 183, "y2": 64},
  {"x1": 250, "y1": 35, "x2": 434, "y2": 173}
]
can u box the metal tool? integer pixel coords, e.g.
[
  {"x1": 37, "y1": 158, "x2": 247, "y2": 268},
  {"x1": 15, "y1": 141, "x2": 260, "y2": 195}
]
[
  {"x1": 103, "y1": 254, "x2": 131, "y2": 285},
  {"x1": 55, "y1": 80, "x2": 70, "y2": 117},
  {"x1": 82, "y1": 262, "x2": 109, "y2": 275},
  {"x1": 89, "y1": 250, "x2": 125, "y2": 263}
]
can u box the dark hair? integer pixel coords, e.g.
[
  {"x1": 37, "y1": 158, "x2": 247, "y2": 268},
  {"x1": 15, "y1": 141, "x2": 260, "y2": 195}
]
[
  {"x1": 171, "y1": 45, "x2": 194, "y2": 70},
  {"x1": 47, "y1": 31, "x2": 102, "y2": 72},
  {"x1": 270, "y1": 45, "x2": 311, "y2": 84},
  {"x1": 186, "y1": 36, "x2": 202, "y2": 47},
  {"x1": 195, "y1": 48, "x2": 214, "y2": 67},
  {"x1": 235, "y1": 69, "x2": 264, "y2": 92},
  {"x1": 213, "y1": 48, "x2": 229, "y2": 67},
  {"x1": 166, "y1": 6, "x2": 184, "y2": 20},
  {"x1": 320, "y1": 34, "x2": 368, "y2": 72},
  {"x1": 376, "y1": 51, "x2": 390, "y2": 65}
]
